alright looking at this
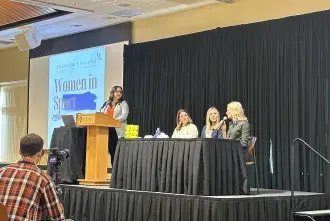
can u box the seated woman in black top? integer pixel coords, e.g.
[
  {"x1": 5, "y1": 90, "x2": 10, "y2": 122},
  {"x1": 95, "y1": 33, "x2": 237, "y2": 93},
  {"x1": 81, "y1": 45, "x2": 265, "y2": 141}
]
[{"x1": 201, "y1": 107, "x2": 226, "y2": 139}]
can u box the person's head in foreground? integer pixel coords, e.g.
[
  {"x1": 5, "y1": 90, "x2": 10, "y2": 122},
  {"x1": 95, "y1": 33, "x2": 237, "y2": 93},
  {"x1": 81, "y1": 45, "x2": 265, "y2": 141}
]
[{"x1": 19, "y1": 133, "x2": 46, "y2": 164}]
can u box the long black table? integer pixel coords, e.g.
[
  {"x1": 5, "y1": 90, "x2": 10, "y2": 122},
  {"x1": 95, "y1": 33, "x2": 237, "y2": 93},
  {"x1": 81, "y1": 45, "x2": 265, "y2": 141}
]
[
  {"x1": 110, "y1": 139, "x2": 247, "y2": 195},
  {"x1": 47, "y1": 127, "x2": 87, "y2": 184}
]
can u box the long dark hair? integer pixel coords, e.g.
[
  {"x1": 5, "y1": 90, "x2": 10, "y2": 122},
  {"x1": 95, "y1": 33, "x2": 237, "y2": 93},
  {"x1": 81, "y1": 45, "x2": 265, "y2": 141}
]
[{"x1": 109, "y1": 86, "x2": 124, "y2": 104}]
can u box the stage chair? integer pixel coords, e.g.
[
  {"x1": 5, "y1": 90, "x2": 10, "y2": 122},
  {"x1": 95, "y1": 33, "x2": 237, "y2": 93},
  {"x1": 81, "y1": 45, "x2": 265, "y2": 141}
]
[
  {"x1": 0, "y1": 203, "x2": 8, "y2": 221},
  {"x1": 246, "y1": 136, "x2": 260, "y2": 194}
]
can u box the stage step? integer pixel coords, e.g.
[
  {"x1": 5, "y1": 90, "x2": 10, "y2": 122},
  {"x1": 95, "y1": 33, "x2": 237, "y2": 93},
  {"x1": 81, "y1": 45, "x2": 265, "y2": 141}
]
[{"x1": 294, "y1": 210, "x2": 330, "y2": 221}]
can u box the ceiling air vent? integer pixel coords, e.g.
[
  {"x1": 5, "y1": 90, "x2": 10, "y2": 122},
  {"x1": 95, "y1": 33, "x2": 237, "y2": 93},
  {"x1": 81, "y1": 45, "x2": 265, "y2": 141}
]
[{"x1": 0, "y1": 40, "x2": 14, "y2": 44}]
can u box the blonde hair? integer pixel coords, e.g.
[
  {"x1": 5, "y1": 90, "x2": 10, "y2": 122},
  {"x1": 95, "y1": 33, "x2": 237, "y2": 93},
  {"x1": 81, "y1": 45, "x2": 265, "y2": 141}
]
[
  {"x1": 175, "y1": 109, "x2": 192, "y2": 130},
  {"x1": 206, "y1": 107, "x2": 220, "y2": 130},
  {"x1": 227, "y1": 101, "x2": 248, "y2": 121}
]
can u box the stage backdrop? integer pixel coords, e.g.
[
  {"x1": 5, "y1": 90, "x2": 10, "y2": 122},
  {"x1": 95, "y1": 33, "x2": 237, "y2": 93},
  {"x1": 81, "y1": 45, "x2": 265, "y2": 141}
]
[{"x1": 123, "y1": 10, "x2": 330, "y2": 193}]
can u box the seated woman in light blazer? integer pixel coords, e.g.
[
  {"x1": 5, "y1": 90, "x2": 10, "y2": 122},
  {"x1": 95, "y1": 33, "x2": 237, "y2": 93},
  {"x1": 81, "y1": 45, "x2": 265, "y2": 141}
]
[
  {"x1": 172, "y1": 109, "x2": 198, "y2": 138},
  {"x1": 201, "y1": 107, "x2": 226, "y2": 139},
  {"x1": 102, "y1": 86, "x2": 129, "y2": 166}
]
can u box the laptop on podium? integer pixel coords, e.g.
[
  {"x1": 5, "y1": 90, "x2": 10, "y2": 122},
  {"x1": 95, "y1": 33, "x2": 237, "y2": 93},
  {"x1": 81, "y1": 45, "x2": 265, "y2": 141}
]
[{"x1": 61, "y1": 115, "x2": 76, "y2": 127}]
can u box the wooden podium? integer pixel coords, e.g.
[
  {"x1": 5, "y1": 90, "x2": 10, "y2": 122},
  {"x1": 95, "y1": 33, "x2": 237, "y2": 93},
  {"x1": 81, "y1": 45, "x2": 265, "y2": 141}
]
[{"x1": 76, "y1": 112, "x2": 121, "y2": 186}]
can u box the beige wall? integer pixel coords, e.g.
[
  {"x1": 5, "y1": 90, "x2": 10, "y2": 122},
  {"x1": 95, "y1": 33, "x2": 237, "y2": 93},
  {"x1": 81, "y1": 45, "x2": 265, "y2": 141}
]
[
  {"x1": 0, "y1": 46, "x2": 29, "y2": 82},
  {"x1": 132, "y1": 0, "x2": 330, "y2": 43},
  {"x1": 0, "y1": 46, "x2": 28, "y2": 163}
]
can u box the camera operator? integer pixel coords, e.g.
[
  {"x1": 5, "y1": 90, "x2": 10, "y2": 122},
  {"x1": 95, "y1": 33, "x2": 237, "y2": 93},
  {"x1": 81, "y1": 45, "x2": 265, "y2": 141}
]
[{"x1": 0, "y1": 133, "x2": 65, "y2": 221}]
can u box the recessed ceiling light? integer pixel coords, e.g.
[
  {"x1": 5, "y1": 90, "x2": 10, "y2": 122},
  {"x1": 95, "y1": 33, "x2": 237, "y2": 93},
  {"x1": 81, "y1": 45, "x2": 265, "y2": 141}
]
[
  {"x1": 111, "y1": 9, "x2": 141, "y2": 17},
  {"x1": 71, "y1": 24, "x2": 82, "y2": 27},
  {"x1": 115, "y1": 3, "x2": 131, "y2": 7},
  {"x1": 103, "y1": 16, "x2": 116, "y2": 20}
]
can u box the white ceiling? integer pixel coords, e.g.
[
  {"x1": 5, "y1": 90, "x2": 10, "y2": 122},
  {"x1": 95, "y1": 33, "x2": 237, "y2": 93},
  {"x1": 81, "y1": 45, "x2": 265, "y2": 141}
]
[{"x1": 0, "y1": 0, "x2": 227, "y2": 49}]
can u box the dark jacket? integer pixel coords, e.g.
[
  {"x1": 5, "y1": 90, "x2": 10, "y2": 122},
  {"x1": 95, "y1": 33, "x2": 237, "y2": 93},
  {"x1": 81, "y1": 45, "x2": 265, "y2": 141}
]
[
  {"x1": 227, "y1": 120, "x2": 251, "y2": 147},
  {"x1": 201, "y1": 126, "x2": 224, "y2": 139}
]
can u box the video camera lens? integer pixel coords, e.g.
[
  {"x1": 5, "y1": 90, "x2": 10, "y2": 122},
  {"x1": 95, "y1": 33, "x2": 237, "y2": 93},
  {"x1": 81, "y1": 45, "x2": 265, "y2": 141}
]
[{"x1": 58, "y1": 149, "x2": 70, "y2": 160}]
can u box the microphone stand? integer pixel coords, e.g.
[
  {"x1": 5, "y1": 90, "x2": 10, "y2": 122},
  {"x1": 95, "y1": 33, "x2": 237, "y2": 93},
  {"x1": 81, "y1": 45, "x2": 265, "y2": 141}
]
[
  {"x1": 100, "y1": 100, "x2": 109, "y2": 112},
  {"x1": 290, "y1": 138, "x2": 330, "y2": 214},
  {"x1": 51, "y1": 164, "x2": 63, "y2": 198},
  {"x1": 54, "y1": 170, "x2": 63, "y2": 197}
]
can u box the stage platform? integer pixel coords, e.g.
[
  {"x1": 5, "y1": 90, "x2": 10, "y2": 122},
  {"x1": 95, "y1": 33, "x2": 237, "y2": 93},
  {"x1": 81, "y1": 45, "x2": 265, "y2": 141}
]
[{"x1": 60, "y1": 185, "x2": 330, "y2": 221}]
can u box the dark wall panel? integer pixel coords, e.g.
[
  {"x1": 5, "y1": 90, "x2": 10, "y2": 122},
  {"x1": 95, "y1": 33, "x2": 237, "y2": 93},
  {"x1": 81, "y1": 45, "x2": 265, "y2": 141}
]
[{"x1": 30, "y1": 22, "x2": 131, "y2": 58}]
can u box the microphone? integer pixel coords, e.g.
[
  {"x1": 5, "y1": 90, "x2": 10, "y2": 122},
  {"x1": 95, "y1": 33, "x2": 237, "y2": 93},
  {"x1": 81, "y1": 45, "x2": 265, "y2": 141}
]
[
  {"x1": 221, "y1": 116, "x2": 228, "y2": 124},
  {"x1": 100, "y1": 100, "x2": 109, "y2": 112}
]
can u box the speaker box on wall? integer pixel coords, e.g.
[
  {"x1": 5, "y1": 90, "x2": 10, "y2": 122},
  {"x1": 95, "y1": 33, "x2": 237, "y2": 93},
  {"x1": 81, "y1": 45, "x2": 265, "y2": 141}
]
[{"x1": 14, "y1": 28, "x2": 42, "y2": 51}]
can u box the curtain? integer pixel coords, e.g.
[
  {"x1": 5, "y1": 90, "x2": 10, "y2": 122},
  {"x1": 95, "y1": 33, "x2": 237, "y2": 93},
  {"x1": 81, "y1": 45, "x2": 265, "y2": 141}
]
[
  {"x1": 123, "y1": 11, "x2": 330, "y2": 193},
  {"x1": 0, "y1": 81, "x2": 28, "y2": 163}
]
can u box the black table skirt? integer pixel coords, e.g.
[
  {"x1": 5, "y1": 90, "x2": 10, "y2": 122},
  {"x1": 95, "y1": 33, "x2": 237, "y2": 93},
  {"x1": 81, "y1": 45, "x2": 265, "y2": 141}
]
[
  {"x1": 47, "y1": 127, "x2": 87, "y2": 184},
  {"x1": 110, "y1": 139, "x2": 247, "y2": 195},
  {"x1": 60, "y1": 185, "x2": 330, "y2": 221}
]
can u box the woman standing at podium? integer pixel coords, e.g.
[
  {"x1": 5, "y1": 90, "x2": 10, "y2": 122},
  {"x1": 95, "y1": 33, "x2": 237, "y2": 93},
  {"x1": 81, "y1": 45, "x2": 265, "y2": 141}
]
[{"x1": 102, "y1": 86, "x2": 129, "y2": 166}]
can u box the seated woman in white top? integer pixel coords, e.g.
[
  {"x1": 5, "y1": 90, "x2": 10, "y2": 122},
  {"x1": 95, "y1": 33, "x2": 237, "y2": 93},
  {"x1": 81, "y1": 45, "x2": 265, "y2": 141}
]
[{"x1": 172, "y1": 109, "x2": 198, "y2": 138}]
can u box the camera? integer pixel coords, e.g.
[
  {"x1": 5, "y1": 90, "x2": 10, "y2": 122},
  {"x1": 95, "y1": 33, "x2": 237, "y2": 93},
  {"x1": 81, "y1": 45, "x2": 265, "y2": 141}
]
[
  {"x1": 47, "y1": 148, "x2": 70, "y2": 196},
  {"x1": 48, "y1": 148, "x2": 70, "y2": 172}
]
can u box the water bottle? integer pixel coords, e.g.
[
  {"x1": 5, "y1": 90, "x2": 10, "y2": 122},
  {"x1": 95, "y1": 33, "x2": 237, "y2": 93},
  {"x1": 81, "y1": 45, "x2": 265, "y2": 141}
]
[{"x1": 153, "y1": 128, "x2": 161, "y2": 138}]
